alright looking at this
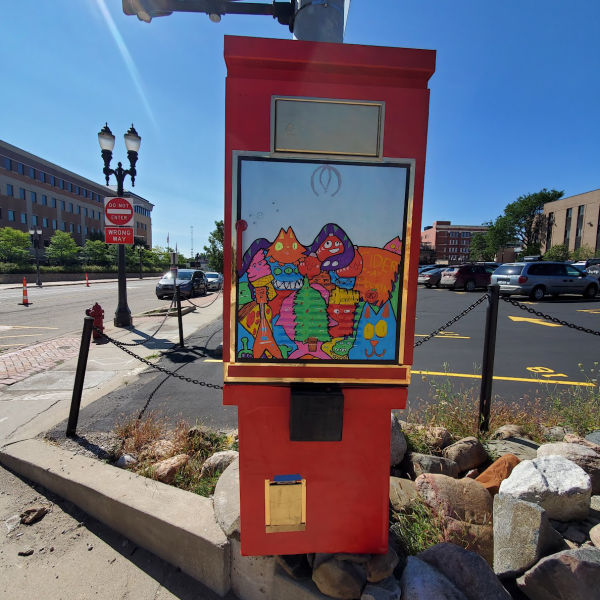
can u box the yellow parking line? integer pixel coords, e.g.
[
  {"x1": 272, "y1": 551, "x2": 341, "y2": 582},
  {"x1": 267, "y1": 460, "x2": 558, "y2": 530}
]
[
  {"x1": 412, "y1": 370, "x2": 595, "y2": 387},
  {"x1": 205, "y1": 359, "x2": 222, "y2": 363}
]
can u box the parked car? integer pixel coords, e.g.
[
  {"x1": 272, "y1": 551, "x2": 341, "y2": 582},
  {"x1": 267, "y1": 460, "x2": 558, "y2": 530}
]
[
  {"x1": 155, "y1": 269, "x2": 207, "y2": 299},
  {"x1": 417, "y1": 267, "x2": 444, "y2": 287},
  {"x1": 490, "y1": 262, "x2": 599, "y2": 300},
  {"x1": 205, "y1": 272, "x2": 223, "y2": 291},
  {"x1": 439, "y1": 263, "x2": 498, "y2": 291},
  {"x1": 418, "y1": 264, "x2": 439, "y2": 274}
]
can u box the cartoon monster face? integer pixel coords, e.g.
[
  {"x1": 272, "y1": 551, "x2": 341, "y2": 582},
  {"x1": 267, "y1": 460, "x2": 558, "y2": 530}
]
[
  {"x1": 348, "y1": 301, "x2": 396, "y2": 361},
  {"x1": 316, "y1": 234, "x2": 345, "y2": 262},
  {"x1": 269, "y1": 260, "x2": 303, "y2": 291},
  {"x1": 330, "y1": 271, "x2": 356, "y2": 290},
  {"x1": 247, "y1": 249, "x2": 271, "y2": 282},
  {"x1": 327, "y1": 303, "x2": 356, "y2": 338},
  {"x1": 331, "y1": 338, "x2": 353, "y2": 357},
  {"x1": 267, "y1": 227, "x2": 305, "y2": 264}
]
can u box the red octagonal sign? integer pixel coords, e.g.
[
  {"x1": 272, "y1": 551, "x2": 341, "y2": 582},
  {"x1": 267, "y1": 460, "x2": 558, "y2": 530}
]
[{"x1": 104, "y1": 197, "x2": 133, "y2": 227}]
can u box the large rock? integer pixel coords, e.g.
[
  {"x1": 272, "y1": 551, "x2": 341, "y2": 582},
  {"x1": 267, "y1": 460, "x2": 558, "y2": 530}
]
[
  {"x1": 564, "y1": 433, "x2": 600, "y2": 453},
  {"x1": 361, "y1": 576, "x2": 401, "y2": 600},
  {"x1": 152, "y1": 453, "x2": 189, "y2": 484},
  {"x1": 312, "y1": 557, "x2": 366, "y2": 600},
  {"x1": 200, "y1": 450, "x2": 239, "y2": 478},
  {"x1": 400, "y1": 556, "x2": 468, "y2": 600},
  {"x1": 516, "y1": 547, "x2": 600, "y2": 600},
  {"x1": 400, "y1": 422, "x2": 453, "y2": 450},
  {"x1": 590, "y1": 523, "x2": 600, "y2": 548},
  {"x1": 408, "y1": 453, "x2": 459, "y2": 478},
  {"x1": 493, "y1": 495, "x2": 567, "y2": 578},
  {"x1": 213, "y1": 458, "x2": 240, "y2": 536},
  {"x1": 585, "y1": 430, "x2": 600, "y2": 446},
  {"x1": 416, "y1": 474, "x2": 493, "y2": 525},
  {"x1": 444, "y1": 517, "x2": 494, "y2": 565},
  {"x1": 537, "y1": 442, "x2": 600, "y2": 494},
  {"x1": 499, "y1": 456, "x2": 592, "y2": 521},
  {"x1": 390, "y1": 413, "x2": 407, "y2": 467},
  {"x1": 443, "y1": 437, "x2": 488, "y2": 472},
  {"x1": 486, "y1": 437, "x2": 539, "y2": 461},
  {"x1": 418, "y1": 542, "x2": 511, "y2": 600},
  {"x1": 366, "y1": 547, "x2": 399, "y2": 582},
  {"x1": 491, "y1": 424, "x2": 527, "y2": 440},
  {"x1": 475, "y1": 454, "x2": 520, "y2": 496},
  {"x1": 389, "y1": 477, "x2": 417, "y2": 512}
]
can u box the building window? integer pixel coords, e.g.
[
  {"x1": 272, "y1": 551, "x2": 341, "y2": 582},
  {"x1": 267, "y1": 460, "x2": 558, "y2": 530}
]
[
  {"x1": 19, "y1": 188, "x2": 26, "y2": 200},
  {"x1": 60, "y1": 200, "x2": 65, "y2": 211},
  {"x1": 38, "y1": 171, "x2": 46, "y2": 183},
  {"x1": 31, "y1": 191, "x2": 37, "y2": 203},
  {"x1": 76, "y1": 205, "x2": 81, "y2": 214},
  {"x1": 59, "y1": 179, "x2": 64, "y2": 189},
  {"x1": 69, "y1": 223, "x2": 74, "y2": 233},
  {"x1": 52, "y1": 219, "x2": 57, "y2": 230},
  {"x1": 68, "y1": 202, "x2": 73, "y2": 213},
  {"x1": 77, "y1": 224, "x2": 81, "y2": 233},
  {"x1": 17, "y1": 163, "x2": 24, "y2": 175},
  {"x1": 28, "y1": 166, "x2": 35, "y2": 178},
  {"x1": 66, "y1": 182, "x2": 72, "y2": 192},
  {"x1": 564, "y1": 207, "x2": 572, "y2": 247},
  {"x1": 73, "y1": 185, "x2": 79, "y2": 195},
  {"x1": 32, "y1": 215, "x2": 38, "y2": 226},
  {"x1": 8, "y1": 210, "x2": 15, "y2": 222},
  {"x1": 6, "y1": 183, "x2": 13, "y2": 196},
  {"x1": 449, "y1": 231, "x2": 459, "y2": 237},
  {"x1": 546, "y1": 212, "x2": 554, "y2": 249},
  {"x1": 84, "y1": 226, "x2": 88, "y2": 235},
  {"x1": 51, "y1": 197, "x2": 57, "y2": 208},
  {"x1": 461, "y1": 231, "x2": 471, "y2": 238},
  {"x1": 41, "y1": 195, "x2": 48, "y2": 206},
  {"x1": 42, "y1": 217, "x2": 48, "y2": 227},
  {"x1": 574, "y1": 205, "x2": 585, "y2": 249},
  {"x1": 84, "y1": 207, "x2": 88, "y2": 217},
  {"x1": 2, "y1": 156, "x2": 11, "y2": 170},
  {"x1": 61, "y1": 222, "x2": 66, "y2": 231},
  {"x1": 49, "y1": 175, "x2": 56, "y2": 186},
  {"x1": 21, "y1": 213, "x2": 27, "y2": 224}
]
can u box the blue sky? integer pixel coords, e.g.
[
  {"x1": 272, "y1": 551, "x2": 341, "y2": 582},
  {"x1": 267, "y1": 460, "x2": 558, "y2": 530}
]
[{"x1": 2, "y1": 1, "x2": 598, "y2": 257}]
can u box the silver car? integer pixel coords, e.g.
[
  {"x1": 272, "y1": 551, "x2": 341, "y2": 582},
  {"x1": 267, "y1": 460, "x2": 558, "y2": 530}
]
[{"x1": 491, "y1": 262, "x2": 599, "y2": 301}]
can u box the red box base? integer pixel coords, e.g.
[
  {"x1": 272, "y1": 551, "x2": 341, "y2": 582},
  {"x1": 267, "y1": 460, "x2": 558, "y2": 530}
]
[{"x1": 224, "y1": 385, "x2": 406, "y2": 556}]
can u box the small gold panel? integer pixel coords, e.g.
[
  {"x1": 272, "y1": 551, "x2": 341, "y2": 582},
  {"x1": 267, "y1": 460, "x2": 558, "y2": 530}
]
[
  {"x1": 265, "y1": 478, "x2": 306, "y2": 533},
  {"x1": 272, "y1": 97, "x2": 384, "y2": 157}
]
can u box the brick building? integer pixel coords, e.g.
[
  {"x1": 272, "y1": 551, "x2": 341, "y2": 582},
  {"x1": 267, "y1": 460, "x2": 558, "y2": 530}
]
[
  {"x1": 542, "y1": 189, "x2": 600, "y2": 254},
  {"x1": 0, "y1": 139, "x2": 153, "y2": 249},
  {"x1": 421, "y1": 220, "x2": 489, "y2": 264}
]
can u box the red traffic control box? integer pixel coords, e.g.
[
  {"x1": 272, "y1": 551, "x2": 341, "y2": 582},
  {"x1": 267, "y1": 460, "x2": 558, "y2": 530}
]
[{"x1": 222, "y1": 36, "x2": 435, "y2": 556}]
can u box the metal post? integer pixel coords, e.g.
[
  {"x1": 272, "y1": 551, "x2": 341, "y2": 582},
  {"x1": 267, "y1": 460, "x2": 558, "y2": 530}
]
[
  {"x1": 293, "y1": 0, "x2": 348, "y2": 42},
  {"x1": 478, "y1": 284, "x2": 500, "y2": 434},
  {"x1": 114, "y1": 173, "x2": 132, "y2": 327},
  {"x1": 35, "y1": 243, "x2": 42, "y2": 287},
  {"x1": 175, "y1": 285, "x2": 184, "y2": 347},
  {"x1": 139, "y1": 247, "x2": 143, "y2": 279},
  {"x1": 66, "y1": 316, "x2": 94, "y2": 437}
]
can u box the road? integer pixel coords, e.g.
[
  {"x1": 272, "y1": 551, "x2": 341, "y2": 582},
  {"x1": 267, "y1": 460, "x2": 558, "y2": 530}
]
[{"x1": 0, "y1": 278, "x2": 166, "y2": 351}]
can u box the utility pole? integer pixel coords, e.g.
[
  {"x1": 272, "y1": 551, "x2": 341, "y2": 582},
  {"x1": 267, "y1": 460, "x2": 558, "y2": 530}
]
[{"x1": 190, "y1": 225, "x2": 194, "y2": 262}]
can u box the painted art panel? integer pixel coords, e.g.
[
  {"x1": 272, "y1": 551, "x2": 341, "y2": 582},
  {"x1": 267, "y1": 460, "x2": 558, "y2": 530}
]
[{"x1": 235, "y1": 156, "x2": 410, "y2": 364}]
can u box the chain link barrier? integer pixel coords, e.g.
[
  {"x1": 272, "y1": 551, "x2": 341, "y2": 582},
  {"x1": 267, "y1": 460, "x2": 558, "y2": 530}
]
[
  {"x1": 94, "y1": 327, "x2": 223, "y2": 389},
  {"x1": 500, "y1": 296, "x2": 600, "y2": 336},
  {"x1": 112, "y1": 297, "x2": 177, "y2": 347},
  {"x1": 185, "y1": 288, "x2": 223, "y2": 309},
  {"x1": 414, "y1": 293, "x2": 489, "y2": 348}
]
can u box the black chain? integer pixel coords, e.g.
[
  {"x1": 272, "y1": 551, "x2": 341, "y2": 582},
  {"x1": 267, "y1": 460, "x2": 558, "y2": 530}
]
[
  {"x1": 414, "y1": 293, "x2": 489, "y2": 347},
  {"x1": 185, "y1": 288, "x2": 223, "y2": 309},
  {"x1": 501, "y1": 296, "x2": 600, "y2": 336},
  {"x1": 111, "y1": 298, "x2": 176, "y2": 347},
  {"x1": 94, "y1": 328, "x2": 223, "y2": 389}
]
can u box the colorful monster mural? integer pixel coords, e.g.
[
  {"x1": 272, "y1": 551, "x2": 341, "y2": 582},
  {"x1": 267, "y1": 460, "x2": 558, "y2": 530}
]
[{"x1": 237, "y1": 223, "x2": 404, "y2": 363}]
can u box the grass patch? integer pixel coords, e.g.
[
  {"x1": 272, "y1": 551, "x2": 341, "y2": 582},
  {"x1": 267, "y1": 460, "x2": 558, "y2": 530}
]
[
  {"x1": 390, "y1": 500, "x2": 447, "y2": 555},
  {"x1": 112, "y1": 412, "x2": 237, "y2": 497}
]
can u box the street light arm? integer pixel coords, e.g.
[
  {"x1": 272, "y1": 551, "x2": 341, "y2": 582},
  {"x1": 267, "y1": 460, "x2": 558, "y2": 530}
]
[{"x1": 122, "y1": 0, "x2": 294, "y2": 26}]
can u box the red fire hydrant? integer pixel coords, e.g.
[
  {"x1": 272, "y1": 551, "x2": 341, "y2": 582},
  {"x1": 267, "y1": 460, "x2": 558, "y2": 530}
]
[{"x1": 86, "y1": 303, "x2": 104, "y2": 340}]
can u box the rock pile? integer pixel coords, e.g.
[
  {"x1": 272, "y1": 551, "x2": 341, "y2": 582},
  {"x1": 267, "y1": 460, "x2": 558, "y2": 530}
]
[{"x1": 213, "y1": 416, "x2": 600, "y2": 599}]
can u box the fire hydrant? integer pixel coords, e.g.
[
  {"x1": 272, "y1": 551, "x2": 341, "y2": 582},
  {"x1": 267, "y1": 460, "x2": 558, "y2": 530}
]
[{"x1": 86, "y1": 302, "x2": 104, "y2": 340}]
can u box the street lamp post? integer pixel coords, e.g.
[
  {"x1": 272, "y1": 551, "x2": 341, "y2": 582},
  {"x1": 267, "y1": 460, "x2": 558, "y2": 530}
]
[
  {"x1": 28, "y1": 227, "x2": 43, "y2": 287},
  {"x1": 97, "y1": 123, "x2": 141, "y2": 327}
]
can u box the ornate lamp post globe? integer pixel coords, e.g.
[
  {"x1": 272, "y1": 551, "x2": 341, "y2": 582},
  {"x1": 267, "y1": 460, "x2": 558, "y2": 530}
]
[{"x1": 97, "y1": 122, "x2": 141, "y2": 327}]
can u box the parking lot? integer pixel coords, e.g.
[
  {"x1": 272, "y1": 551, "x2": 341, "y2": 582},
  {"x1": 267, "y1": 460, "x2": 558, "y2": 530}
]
[{"x1": 409, "y1": 285, "x2": 599, "y2": 409}]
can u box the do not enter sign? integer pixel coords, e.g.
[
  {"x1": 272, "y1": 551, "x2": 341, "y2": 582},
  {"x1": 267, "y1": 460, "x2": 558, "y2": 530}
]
[{"x1": 104, "y1": 197, "x2": 134, "y2": 227}]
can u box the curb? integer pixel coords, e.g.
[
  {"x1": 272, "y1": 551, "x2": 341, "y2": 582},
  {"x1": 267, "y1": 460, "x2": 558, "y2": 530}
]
[{"x1": 0, "y1": 439, "x2": 230, "y2": 596}]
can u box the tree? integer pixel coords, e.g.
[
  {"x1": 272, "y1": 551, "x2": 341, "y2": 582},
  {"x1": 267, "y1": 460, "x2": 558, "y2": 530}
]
[
  {"x1": 570, "y1": 245, "x2": 595, "y2": 261},
  {"x1": 81, "y1": 239, "x2": 111, "y2": 266},
  {"x1": 203, "y1": 220, "x2": 224, "y2": 273},
  {"x1": 0, "y1": 227, "x2": 31, "y2": 264},
  {"x1": 543, "y1": 243, "x2": 569, "y2": 261},
  {"x1": 503, "y1": 189, "x2": 563, "y2": 254},
  {"x1": 46, "y1": 231, "x2": 80, "y2": 265},
  {"x1": 470, "y1": 217, "x2": 513, "y2": 261}
]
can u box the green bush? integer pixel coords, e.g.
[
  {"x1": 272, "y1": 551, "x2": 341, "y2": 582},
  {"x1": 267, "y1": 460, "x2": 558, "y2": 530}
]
[{"x1": 0, "y1": 262, "x2": 34, "y2": 274}]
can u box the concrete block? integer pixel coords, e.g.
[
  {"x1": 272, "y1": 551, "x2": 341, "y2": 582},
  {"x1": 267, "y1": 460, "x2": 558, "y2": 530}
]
[{"x1": 0, "y1": 439, "x2": 230, "y2": 596}]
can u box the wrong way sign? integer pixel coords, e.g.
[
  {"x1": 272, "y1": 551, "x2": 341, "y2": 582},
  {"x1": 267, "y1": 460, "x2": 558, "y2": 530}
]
[
  {"x1": 105, "y1": 227, "x2": 134, "y2": 245},
  {"x1": 104, "y1": 196, "x2": 134, "y2": 227}
]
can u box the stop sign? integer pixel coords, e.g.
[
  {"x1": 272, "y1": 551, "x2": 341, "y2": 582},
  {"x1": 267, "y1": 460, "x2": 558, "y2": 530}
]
[{"x1": 104, "y1": 197, "x2": 134, "y2": 227}]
